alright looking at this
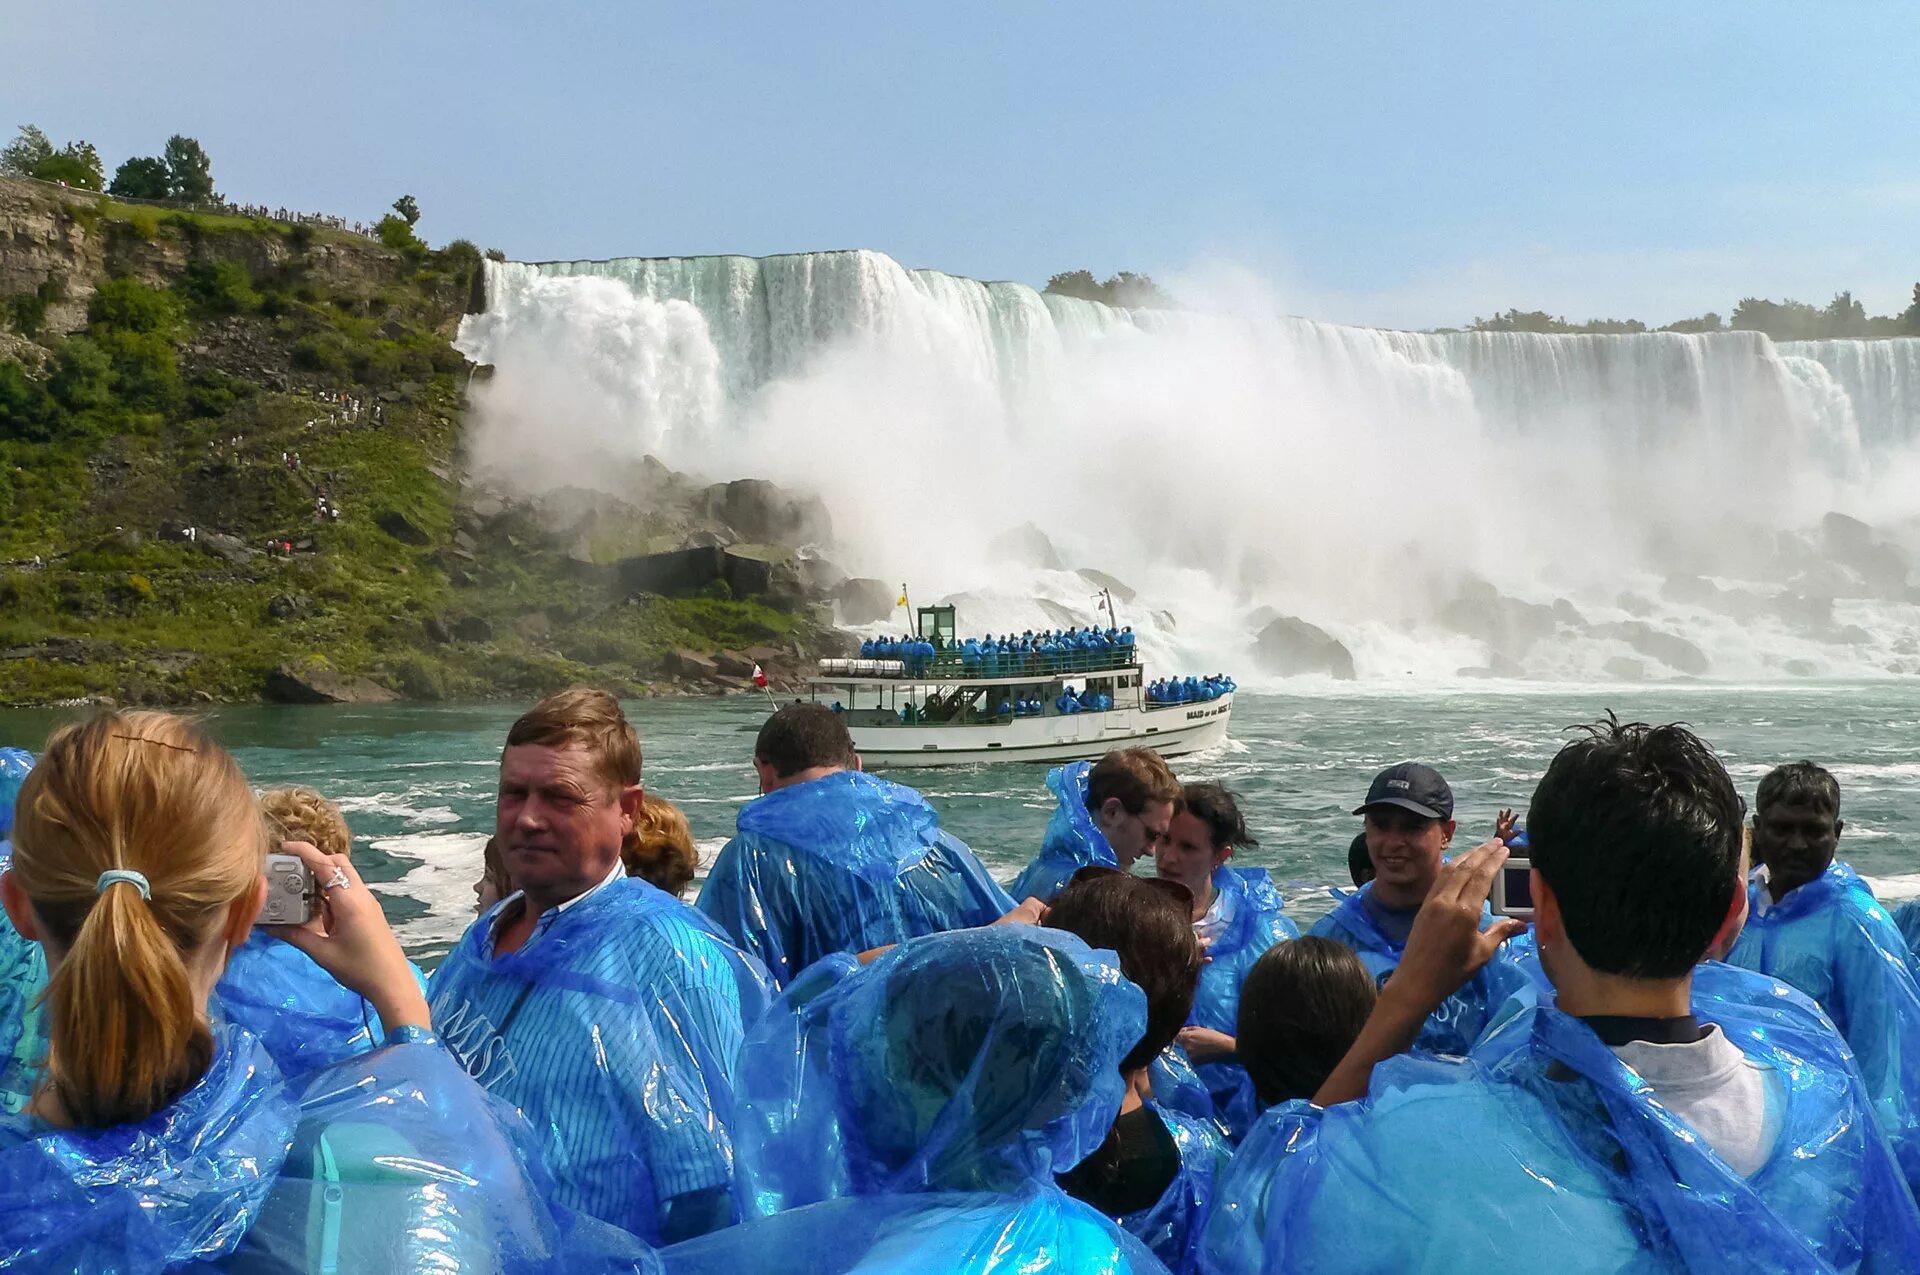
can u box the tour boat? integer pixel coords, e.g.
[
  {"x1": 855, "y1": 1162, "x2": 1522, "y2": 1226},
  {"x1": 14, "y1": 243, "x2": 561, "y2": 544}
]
[{"x1": 808, "y1": 602, "x2": 1234, "y2": 768}]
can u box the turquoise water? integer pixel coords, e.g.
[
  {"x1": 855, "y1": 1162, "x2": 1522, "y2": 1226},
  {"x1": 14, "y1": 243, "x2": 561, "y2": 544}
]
[{"x1": 4, "y1": 685, "x2": 1918, "y2": 965}]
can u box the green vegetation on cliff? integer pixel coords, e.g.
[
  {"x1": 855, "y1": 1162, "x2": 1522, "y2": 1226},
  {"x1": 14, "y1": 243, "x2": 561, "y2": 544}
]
[{"x1": 0, "y1": 175, "x2": 828, "y2": 707}]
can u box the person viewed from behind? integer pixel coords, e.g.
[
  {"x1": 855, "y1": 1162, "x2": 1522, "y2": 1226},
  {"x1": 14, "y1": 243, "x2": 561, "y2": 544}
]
[
  {"x1": 670, "y1": 926, "x2": 1165, "y2": 1275},
  {"x1": 1009, "y1": 748, "x2": 1180, "y2": 903},
  {"x1": 1726, "y1": 760, "x2": 1920, "y2": 1193},
  {"x1": 0, "y1": 712, "x2": 657, "y2": 1272},
  {"x1": 0, "y1": 749, "x2": 36, "y2": 1112},
  {"x1": 625, "y1": 794, "x2": 699, "y2": 898},
  {"x1": 210, "y1": 786, "x2": 430, "y2": 1078},
  {"x1": 1156, "y1": 782, "x2": 1299, "y2": 1137},
  {"x1": 697, "y1": 704, "x2": 1012, "y2": 988},
  {"x1": 472, "y1": 834, "x2": 511, "y2": 915},
  {"x1": 430, "y1": 688, "x2": 774, "y2": 1246},
  {"x1": 1308, "y1": 761, "x2": 1524, "y2": 1054},
  {"x1": 0, "y1": 746, "x2": 29, "y2": 863},
  {"x1": 1047, "y1": 869, "x2": 1226, "y2": 1270},
  {"x1": 1233, "y1": 937, "x2": 1377, "y2": 1110},
  {"x1": 1200, "y1": 720, "x2": 1920, "y2": 1275}
]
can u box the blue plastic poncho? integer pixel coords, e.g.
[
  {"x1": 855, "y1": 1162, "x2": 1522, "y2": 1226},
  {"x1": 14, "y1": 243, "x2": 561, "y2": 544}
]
[
  {"x1": 0, "y1": 1022, "x2": 662, "y2": 1272},
  {"x1": 0, "y1": 918, "x2": 44, "y2": 1116},
  {"x1": 1009, "y1": 763, "x2": 1116, "y2": 903},
  {"x1": 1306, "y1": 881, "x2": 1527, "y2": 1055},
  {"x1": 707, "y1": 926, "x2": 1165, "y2": 1273},
  {"x1": 1148, "y1": 1044, "x2": 1227, "y2": 1138},
  {"x1": 697, "y1": 771, "x2": 1014, "y2": 988},
  {"x1": 1113, "y1": 1103, "x2": 1229, "y2": 1272},
  {"x1": 1726, "y1": 861, "x2": 1920, "y2": 1195},
  {"x1": 1896, "y1": 898, "x2": 1920, "y2": 960},
  {"x1": 1190, "y1": 866, "x2": 1299, "y2": 1138},
  {"x1": 429, "y1": 875, "x2": 775, "y2": 1245},
  {"x1": 1198, "y1": 993, "x2": 1920, "y2": 1275},
  {"x1": 0, "y1": 747, "x2": 29, "y2": 859},
  {"x1": 214, "y1": 931, "x2": 430, "y2": 1078}
]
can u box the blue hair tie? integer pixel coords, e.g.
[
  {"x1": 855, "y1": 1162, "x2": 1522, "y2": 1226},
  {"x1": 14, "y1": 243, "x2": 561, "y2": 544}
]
[{"x1": 95, "y1": 869, "x2": 151, "y2": 900}]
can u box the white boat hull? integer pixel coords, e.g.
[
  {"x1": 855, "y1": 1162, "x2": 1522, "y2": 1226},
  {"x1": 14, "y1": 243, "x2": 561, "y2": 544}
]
[{"x1": 850, "y1": 695, "x2": 1235, "y2": 768}]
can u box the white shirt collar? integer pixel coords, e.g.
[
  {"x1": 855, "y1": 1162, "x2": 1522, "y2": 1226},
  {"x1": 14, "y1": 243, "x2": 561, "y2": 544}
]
[{"x1": 497, "y1": 855, "x2": 626, "y2": 921}]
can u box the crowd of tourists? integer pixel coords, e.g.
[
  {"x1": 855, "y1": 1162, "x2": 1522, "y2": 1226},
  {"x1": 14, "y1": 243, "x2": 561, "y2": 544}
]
[
  {"x1": 1147, "y1": 675, "x2": 1235, "y2": 704},
  {"x1": 2, "y1": 697, "x2": 1920, "y2": 1272},
  {"x1": 858, "y1": 626, "x2": 1140, "y2": 677}
]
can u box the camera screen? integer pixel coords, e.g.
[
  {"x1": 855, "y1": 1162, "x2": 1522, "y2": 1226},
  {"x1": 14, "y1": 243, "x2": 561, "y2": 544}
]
[{"x1": 1501, "y1": 863, "x2": 1534, "y2": 910}]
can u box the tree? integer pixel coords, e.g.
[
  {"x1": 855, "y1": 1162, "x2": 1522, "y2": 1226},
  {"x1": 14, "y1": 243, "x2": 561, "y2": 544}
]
[
  {"x1": 1901, "y1": 284, "x2": 1920, "y2": 336},
  {"x1": 1043, "y1": 268, "x2": 1174, "y2": 308},
  {"x1": 162, "y1": 134, "x2": 216, "y2": 202},
  {"x1": 109, "y1": 155, "x2": 172, "y2": 199},
  {"x1": 392, "y1": 194, "x2": 420, "y2": 226},
  {"x1": 1044, "y1": 270, "x2": 1103, "y2": 302},
  {"x1": 0, "y1": 125, "x2": 53, "y2": 177},
  {"x1": 1660, "y1": 313, "x2": 1724, "y2": 334}
]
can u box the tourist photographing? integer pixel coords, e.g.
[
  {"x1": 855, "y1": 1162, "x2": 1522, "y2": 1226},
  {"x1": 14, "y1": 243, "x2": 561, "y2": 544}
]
[
  {"x1": 0, "y1": 712, "x2": 654, "y2": 1271},
  {"x1": 697, "y1": 703, "x2": 1012, "y2": 987},
  {"x1": 1046, "y1": 868, "x2": 1226, "y2": 1269},
  {"x1": 1308, "y1": 761, "x2": 1523, "y2": 1053},
  {"x1": 429, "y1": 688, "x2": 773, "y2": 1246},
  {"x1": 1154, "y1": 781, "x2": 1298, "y2": 1136},
  {"x1": 1725, "y1": 760, "x2": 1920, "y2": 1192},
  {"x1": 1201, "y1": 719, "x2": 1920, "y2": 1274},
  {"x1": 1009, "y1": 747, "x2": 1181, "y2": 903}
]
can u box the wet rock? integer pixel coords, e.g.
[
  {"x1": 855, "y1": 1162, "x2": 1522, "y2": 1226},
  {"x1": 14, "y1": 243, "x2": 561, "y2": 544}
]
[
  {"x1": 1251, "y1": 616, "x2": 1356, "y2": 680},
  {"x1": 798, "y1": 554, "x2": 847, "y2": 595},
  {"x1": 667, "y1": 649, "x2": 719, "y2": 678},
  {"x1": 700, "y1": 478, "x2": 833, "y2": 546},
  {"x1": 1603, "y1": 656, "x2": 1647, "y2": 681},
  {"x1": 266, "y1": 594, "x2": 300, "y2": 620},
  {"x1": 1458, "y1": 652, "x2": 1526, "y2": 679},
  {"x1": 832, "y1": 578, "x2": 898, "y2": 625},
  {"x1": 1661, "y1": 575, "x2": 1721, "y2": 607},
  {"x1": 451, "y1": 616, "x2": 493, "y2": 643},
  {"x1": 1601, "y1": 622, "x2": 1709, "y2": 676},
  {"x1": 198, "y1": 532, "x2": 258, "y2": 566},
  {"x1": 1438, "y1": 579, "x2": 1557, "y2": 656},
  {"x1": 376, "y1": 510, "x2": 432, "y2": 546},
  {"x1": 987, "y1": 522, "x2": 1063, "y2": 571},
  {"x1": 1615, "y1": 592, "x2": 1655, "y2": 617},
  {"x1": 264, "y1": 665, "x2": 400, "y2": 705},
  {"x1": 1784, "y1": 658, "x2": 1819, "y2": 677},
  {"x1": 714, "y1": 651, "x2": 758, "y2": 679},
  {"x1": 1075, "y1": 568, "x2": 1138, "y2": 604}
]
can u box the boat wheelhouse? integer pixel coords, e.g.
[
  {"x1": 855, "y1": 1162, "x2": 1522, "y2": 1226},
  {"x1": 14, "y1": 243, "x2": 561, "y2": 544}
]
[{"x1": 808, "y1": 602, "x2": 1234, "y2": 768}]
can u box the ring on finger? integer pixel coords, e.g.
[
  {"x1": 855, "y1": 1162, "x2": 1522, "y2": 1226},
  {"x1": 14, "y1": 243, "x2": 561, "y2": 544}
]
[{"x1": 322, "y1": 867, "x2": 351, "y2": 891}]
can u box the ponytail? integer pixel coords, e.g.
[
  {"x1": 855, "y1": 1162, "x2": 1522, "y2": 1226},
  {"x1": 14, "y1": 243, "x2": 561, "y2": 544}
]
[{"x1": 11, "y1": 712, "x2": 264, "y2": 1128}]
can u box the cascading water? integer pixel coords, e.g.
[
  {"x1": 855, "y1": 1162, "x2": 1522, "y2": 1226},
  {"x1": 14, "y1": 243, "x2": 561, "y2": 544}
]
[{"x1": 455, "y1": 251, "x2": 1920, "y2": 685}]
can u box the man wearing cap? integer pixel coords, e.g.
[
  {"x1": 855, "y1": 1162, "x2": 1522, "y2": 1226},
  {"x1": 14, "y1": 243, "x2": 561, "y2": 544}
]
[{"x1": 1307, "y1": 762, "x2": 1526, "y2": 1054}]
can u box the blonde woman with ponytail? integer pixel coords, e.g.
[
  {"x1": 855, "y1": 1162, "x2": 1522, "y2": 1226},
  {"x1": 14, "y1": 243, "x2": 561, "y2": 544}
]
[{"x1": 0, "y1": 713, "x2": 660, "y2": 1273}]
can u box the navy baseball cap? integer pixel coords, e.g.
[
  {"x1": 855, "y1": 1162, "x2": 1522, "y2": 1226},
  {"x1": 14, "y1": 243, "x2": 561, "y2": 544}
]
[{"x1": 1354, "y1": 762, "x2": 1454, "y2": 821}]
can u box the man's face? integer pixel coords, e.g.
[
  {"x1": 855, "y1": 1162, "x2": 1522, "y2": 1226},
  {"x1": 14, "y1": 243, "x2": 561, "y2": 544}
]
[
  {"x1": 1364, "y1": 808, "x2": 1453, "y2": 901},
  {"x1": 497, "y1": 743, "x2": 635, "y2": 905},
  {"x1": 1753, "y1": 797, "x2": 1841, "y2": 898},
  {"x1": 1156, "y1": 809, "x2": 1226, "y2": 901},
  {"x1": 1099, "y1": 797, "x2": 1174, "y2": 867}
]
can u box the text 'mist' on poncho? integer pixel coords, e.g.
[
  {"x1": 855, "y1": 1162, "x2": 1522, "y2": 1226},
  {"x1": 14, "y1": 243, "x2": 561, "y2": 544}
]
[
  {"x1": 1009, "y1": 761, "x2": 1115, "y2": 903},
  {"x1": 1196, "y1": 986, "x2": 1920, "y2": 1275},
  {"x1": 1188, "y1": 865, "x2": 1298, "y2": 1139},
  {"x1": 429, "y1": 874, "x2": 775, "y2": 1246},
  {"x1": 696, "y1": 770, "x2": 1013, "y2": 988},
  {"x1": 0, "y1": 1022, "x2": 661, "y2": 1273},
  {"x1": 662, "y1": 926, "x2": 1168, "y2": 1274},
  {"x1": 1726, "y1": 860, "x2": 1920, "y2": 1197},
  {"x1": 1306, "y1": 879, "x2": 1528, "y2": 1056}
]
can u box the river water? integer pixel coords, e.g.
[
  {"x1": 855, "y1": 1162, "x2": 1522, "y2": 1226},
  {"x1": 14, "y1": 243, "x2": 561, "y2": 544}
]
[{"x1": 4, "y1": 685, "x2": 1917, "y2": 966}]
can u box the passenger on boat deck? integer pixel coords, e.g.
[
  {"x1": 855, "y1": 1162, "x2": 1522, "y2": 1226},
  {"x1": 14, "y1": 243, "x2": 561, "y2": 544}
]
[
  {"x1": 625, "y1": 795, "x2": 698, "y2": 899},
  {"x1": 1158, "y1": 781, "x2": 1299, "y2": 1138},
  {"x1": 1009, "y1": 748, "x2": 1181, "y2": 903},
  {"x1": 1725, "y1": 760, "x2": 1920, "y2": 1193},
  {"x1": 428, "y1": 688, "x2": 773, "y2": 1245},
  {"x1": 1046, "y1": 869, "x2": 1227, "y2": 1270},
  {"x1": 1307, "y1": 762, "x2": 1527, "y2": 1055},
  {"x1": 1200, "y1": 720, "x2": 1920, "y2": 1275},
  {"x1": 1232, "y1": 936, "x2": 1376, "y2": 1109},
  {"x1": 697, "y1": 703, "x2": 1012, "y2": 989},
  {"x1": 0, "y1": 712, "x2": 654, "y2": 1272}
]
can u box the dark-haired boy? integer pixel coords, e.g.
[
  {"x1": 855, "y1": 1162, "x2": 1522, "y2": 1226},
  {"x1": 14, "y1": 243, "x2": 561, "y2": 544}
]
[
  {"x1": 1198, "y1": 722, "x2": 1920, "y2": 1274},
  {"x1": 1726, "y1": 760, "x2": 1920, "y2": 1193},
  {"x1": 698, "y1": 703, "x2": 1011, "y2": 987}
]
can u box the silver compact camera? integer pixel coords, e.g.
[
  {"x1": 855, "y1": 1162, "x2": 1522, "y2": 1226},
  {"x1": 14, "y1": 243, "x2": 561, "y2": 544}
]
[{"x1": 261, "y1": 851, "x2": 319, "y2": 924}]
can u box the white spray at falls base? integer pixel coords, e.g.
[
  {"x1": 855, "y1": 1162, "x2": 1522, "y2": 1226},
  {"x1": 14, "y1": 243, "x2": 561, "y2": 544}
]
[{"x1": 455, "y1": 251, "x2": 1920, "y2": 686}]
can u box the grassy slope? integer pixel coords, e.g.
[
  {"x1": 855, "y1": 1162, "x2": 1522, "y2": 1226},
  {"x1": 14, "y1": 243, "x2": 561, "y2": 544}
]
[{"x1": 0, "y1": 189, "x2": 815, "y2": 706}]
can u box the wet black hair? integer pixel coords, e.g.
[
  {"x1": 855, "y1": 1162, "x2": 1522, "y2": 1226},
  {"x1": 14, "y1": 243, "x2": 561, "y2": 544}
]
[
  {"x1": 1237, "y1": 938, "x2": 1376, "y2": 1108},
  {"x1": 1527, "y1": 715, "x2": 1743, "y2": 980},
  {"x1": 1177, "y1": 781, "x2": 1260, "y2": 852},
  {"x1": 754, "y1": 703, "x2": 858, "y2": 777},
  {"x1": 1048, "y1": 868, "x2": 1202, "y2": 1073},
  {"x1": 1755, "y1": 760, "x2": 1841, "y2": 818}
]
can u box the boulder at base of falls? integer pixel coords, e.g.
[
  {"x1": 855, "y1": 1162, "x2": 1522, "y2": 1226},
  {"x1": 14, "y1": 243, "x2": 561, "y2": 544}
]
[
  {"x1": 833, "y1": 578, "x2": 899, "y2": 626},
  {"x1": 1600, "y1": 622, "x2": 1709, "y2": 676},
  {"x1": 1075, "y1": 568, "x2": 1138, "y2": 604},
  {"x1": 1251, "y1": 616, "x2": 1356, "y2": 680},
  {"x1": 1437, "y1": 579, "x2": 1562, "y2": 656},
  {"x1": 264, "y1": 665, "x2": 400, "y2": 705},
  {"x1": 1458, "y1": 652, "x2": 1526, "y2": 679},
  {"x1": 987, "y1": 522, "x2": 1063, "y2": 571},
  {"x1": 1603, "y1": 657, "x2": 1647, "y2": 682}
]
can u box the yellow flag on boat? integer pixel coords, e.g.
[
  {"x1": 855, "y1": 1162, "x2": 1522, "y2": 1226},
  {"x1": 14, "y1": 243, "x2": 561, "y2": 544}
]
[{"x1": 897, "y1": 589, "x2": 909, "y2": 608}]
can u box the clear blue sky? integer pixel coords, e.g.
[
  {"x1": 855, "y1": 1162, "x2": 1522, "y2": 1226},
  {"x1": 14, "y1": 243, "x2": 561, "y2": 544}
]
[{"x1": 9, "y1": 2, "x2": 1919, "y2": 328}]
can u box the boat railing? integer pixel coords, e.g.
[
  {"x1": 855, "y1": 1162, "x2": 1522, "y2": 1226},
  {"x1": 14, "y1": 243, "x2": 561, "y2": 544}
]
[{"x1": 823, "y1": 646, "x2": 1139, "y2": 681}]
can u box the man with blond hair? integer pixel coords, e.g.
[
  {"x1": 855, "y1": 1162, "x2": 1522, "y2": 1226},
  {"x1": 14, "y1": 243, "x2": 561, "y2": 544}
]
[{"x1": 429, "y1": 687, "x2": 773, "y2": 1245}]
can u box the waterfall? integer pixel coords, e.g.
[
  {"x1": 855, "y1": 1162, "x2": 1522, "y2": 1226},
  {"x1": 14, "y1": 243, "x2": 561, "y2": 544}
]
[{"x1": 456, "y1": 251, "x2": 1920, "y2": 684}]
